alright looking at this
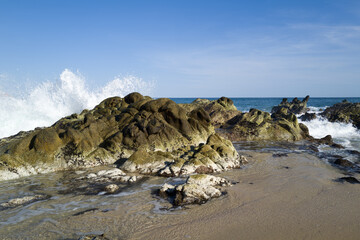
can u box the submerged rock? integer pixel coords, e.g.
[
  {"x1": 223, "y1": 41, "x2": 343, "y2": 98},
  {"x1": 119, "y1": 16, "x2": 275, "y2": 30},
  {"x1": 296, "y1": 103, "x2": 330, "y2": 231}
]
[
  {"x1": 218, "y1": 108, "x2": 310, "y2": 141},
  {"x1": 159, "y1": 174, "x2": 232, "y2": 206},
  {"x1": 336, "y1": 176, "x2": 360, "y2": 184},
  {"x1": 271, "y1": 96, "x2": 310, "y2": 114},
  {"x1": 0, "y1": 194, "x2": 49, "y2": 209},
  {"x1": 321, "y1": 101, "x2": 360, "y2": 129}
]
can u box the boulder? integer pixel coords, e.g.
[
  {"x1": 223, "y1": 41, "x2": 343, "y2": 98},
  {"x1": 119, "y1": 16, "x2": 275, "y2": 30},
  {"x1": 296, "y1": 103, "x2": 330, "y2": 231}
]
[
  {"x1": 218, "y1": 107, "x2": 310, "y2": 141},
  {"x1": 271, "y1": 96, "x2": 310, "y2": 114},
  {"x1": 0, "y1": 194, "x2": 50, "y2": 209},
  {"x1": 159, "y1": 174, "x2": 232, "y2": 206},
  {"x1": 321, "y1": 101, "x2": 360, "y2": 129},
  {"x1": 299, "y1": 112, "x2": 317, "y2": 121}
]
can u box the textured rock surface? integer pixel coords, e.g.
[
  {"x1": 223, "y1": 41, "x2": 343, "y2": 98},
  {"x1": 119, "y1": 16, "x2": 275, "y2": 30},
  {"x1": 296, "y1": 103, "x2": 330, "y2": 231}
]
[
  {"x1": 218, "y1": 108, "x2": 310, "y2": 141},
  {"x1": 122, "y1": 133, "x2": 247, "y2": 176},
  {"x1": 0, "y1": 93, "x2": 246, "y2": 180},
  {"x1": 159, "y1": 174, "x2": 232, "y2": 206},
  {"x1": 271, "y1": 96, "x2": 310, "y2": 114},
  {"x1": 321, "y1": 100, "x2": 360, "y2": 129},
  {"x1": 180, "y1": 97, "x2": 240, "y2": 127}
]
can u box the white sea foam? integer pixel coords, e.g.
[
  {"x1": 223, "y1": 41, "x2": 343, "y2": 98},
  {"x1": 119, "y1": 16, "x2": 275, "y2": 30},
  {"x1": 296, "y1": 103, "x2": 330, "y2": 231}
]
[
  {"x1": 299, "y1": 116, "x2": 360, "y2": 149},
  {"x1": 0, "y1": 69, "x2": 154, "y2": 138}
]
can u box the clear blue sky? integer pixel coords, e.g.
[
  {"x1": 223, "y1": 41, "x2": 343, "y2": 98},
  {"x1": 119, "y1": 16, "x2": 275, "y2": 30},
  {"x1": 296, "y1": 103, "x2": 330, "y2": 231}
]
[{"x1": 1, "y1": 0, "x2": 359, "y2": 97}]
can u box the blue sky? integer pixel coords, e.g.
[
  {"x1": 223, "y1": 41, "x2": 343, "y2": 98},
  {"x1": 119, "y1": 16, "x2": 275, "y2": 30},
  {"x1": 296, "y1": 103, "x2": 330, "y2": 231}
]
[{"x1": 0, "y1": 0, "x2": 360, "y2": 97}]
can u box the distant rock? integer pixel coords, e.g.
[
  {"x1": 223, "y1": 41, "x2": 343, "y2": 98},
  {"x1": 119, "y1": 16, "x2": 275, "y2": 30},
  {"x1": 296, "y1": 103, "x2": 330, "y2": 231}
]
[
  {"x1": 271, "y1": 96, "x2": 310, "y2": 114},
  {"x1": 321, "y1": 101, "x2": 360, "y2": 129},
  {"x1": 159, "y1": 174, "x2": 232, "y2": 206}
]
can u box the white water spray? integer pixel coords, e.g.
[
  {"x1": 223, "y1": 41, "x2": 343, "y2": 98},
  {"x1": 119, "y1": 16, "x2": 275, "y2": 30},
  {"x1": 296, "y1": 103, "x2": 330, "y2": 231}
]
[{"x1": 0, "y1": 69, "x2": 154, "y2": 138}]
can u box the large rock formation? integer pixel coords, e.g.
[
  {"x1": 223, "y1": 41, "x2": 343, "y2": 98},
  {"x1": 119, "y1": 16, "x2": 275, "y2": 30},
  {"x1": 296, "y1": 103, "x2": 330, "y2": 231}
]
[
  {"x1": 180, "y1": 97, "x2": 240, "y2": 127},
  {"x1": 218, "y1": 107, "x2": 310, "y2": 141},
  {"x1": 321, "y1": 100, "x2": 360, "y2": 129},
  {"x1": 271, "y1": 96, "x2": 310, "y2": 114},
  {"x1": 0, "y1": 92, "x2": 245, "y2": 180}
]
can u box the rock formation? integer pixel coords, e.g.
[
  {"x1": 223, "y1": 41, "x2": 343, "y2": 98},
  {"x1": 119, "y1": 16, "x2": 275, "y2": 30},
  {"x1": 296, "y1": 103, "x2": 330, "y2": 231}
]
[
  {"x1": 321, "y1": 100, "x2": 360, "y2": 129},
  {"x1": 218, "y1": 107, "x2": 310, "y2": 141},
  {"x1": 271, "y1": 96, "x2": 310, "y2": 114},
  {"x1": 0, "y1": 92, "x2": 245, "y2": 180}
]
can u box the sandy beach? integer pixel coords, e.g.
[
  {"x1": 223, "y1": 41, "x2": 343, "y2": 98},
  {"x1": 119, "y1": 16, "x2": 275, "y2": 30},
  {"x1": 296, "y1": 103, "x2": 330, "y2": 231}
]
[{"x1": 2, "y1": 145, "x2": 359, "y2": 240}]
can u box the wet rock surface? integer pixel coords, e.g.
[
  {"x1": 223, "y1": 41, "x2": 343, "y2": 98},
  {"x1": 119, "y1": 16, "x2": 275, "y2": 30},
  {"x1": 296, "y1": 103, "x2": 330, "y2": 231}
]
[
  {"x1": 299, "y1": 112, "x2": 317, "y2": 121},
  {"x1": 159, "y1": 174, "x2": 232, "y2": 206},
  {"x1": 321, "y1": 100, "x2": 360, "y2": 129},
  {"x1": 0, "y1": 194, "x2": 50, "y2": 209}
]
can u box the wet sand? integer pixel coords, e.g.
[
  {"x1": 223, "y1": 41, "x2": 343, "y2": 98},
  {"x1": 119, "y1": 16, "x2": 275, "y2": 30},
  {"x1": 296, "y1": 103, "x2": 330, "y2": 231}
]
[{"x1": 1, "y1": 150, "x2": 360, "y2": 240}]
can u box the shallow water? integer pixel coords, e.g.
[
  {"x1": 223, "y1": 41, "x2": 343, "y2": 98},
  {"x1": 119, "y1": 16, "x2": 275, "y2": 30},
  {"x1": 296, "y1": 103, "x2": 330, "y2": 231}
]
[{"x1": 0, "y1": 142, "x2": 359, "y2": 239}]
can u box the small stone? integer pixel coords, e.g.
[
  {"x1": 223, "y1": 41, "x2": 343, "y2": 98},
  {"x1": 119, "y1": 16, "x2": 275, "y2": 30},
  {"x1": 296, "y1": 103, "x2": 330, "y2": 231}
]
[{"x1": 104, "y1": 184, "x2": 119, "y2": 193}]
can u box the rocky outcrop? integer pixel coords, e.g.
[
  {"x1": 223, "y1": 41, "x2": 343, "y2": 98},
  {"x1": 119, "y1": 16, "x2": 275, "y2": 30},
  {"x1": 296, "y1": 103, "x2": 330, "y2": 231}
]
[
  {"x1": 271, "y1": 96, "x2": 310, "y2": 114},
  {"x1": 180, "y1": 97, "x2": 240, "y2": 127},
  {"x1": 0, "y1": 92, "x2": 245, "y2": 181},
  {"x1": 159, "y1": 174, "x2": 232, "y2": 206},
  {"x1": 218, "y1": 107, "x2": 310, "y2": 141},
  {"x1": 321, "y1": 100, "x2": 360, "y2": 129}
]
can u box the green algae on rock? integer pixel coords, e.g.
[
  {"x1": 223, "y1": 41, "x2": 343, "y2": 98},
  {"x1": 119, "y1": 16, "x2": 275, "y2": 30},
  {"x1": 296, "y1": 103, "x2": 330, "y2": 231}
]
[{"x1": 0, "y1": 92, "x2": 245, "y2": 181}]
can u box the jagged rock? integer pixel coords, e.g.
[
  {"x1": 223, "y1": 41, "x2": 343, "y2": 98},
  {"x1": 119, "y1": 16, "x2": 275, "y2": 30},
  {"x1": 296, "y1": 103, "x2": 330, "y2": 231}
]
[
  {"x1": 321, "y1": 101, "x2": 360, "y2": 129},
  {"x1": 218, "y1": 108, "x2": 310, "y2": 141},
  {"x1": 180, "y1": 97, "x2": 240, "y2": 127},
  {"x1": 299, "y1": 112, "x2": 317, "y2": 121},
  {"x1": 271, "y1": 96, "x2": 310, "y2": 114},
  {"x1": 0, "y1": 93, "x2": 216, "y2": 180},
  {"x1": 0, "y1": 194, "x2": 49, "y2": 209},
  {"x1": 122, "y1": 133, "x2": 247, "y2": 176},
  {"x1": 159, "y1": 174, "x2": 232, "y2": 206}
]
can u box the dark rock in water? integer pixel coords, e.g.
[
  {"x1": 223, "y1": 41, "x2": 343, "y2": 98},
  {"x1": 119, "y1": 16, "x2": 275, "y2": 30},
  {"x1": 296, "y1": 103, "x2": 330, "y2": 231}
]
[
  {"x1": 218, "y1": 107, "x2": 310, "y2": 141},
  {"x1": 321, "y1": 101, "x2": 360, "y2": 129},
  {"x1": 310, "y1": 135, "x2": 344, "y2": 149},
  {"x1": 299, "y1": 112, "x2": 316, "y2": 122},
  {"x1": 271, "y1": 96, "x2": 310, "y2": 114},
  {"x1": 180, "y1": 97, "x2": 240, "y2": 127},
  {"x1": 272, "y1": 153, "x2": 288, "y2": 158},
  {"x1": 78, "y1": 233, "x2": 109, "y2": 240},
  {"x1": 0, "y1": 92, "x2": 246, "y2": 180},
  {"x1": 334, "y1": 158, "x2": 355, "y2": 168},
  {"x1": 336, "y1": 176, "x2": 360, "y2": 184},
  {"x1": 159, "y1": 174, "x2": 232, "y2": 206}
]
